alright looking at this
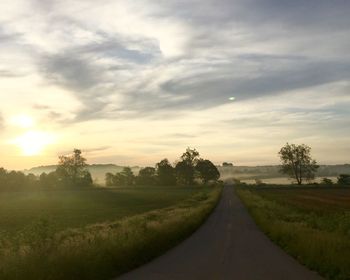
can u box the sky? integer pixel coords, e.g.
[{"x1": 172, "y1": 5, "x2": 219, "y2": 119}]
[{"x1": 0, "y1": 0, "x2": 349, "y2": 170}]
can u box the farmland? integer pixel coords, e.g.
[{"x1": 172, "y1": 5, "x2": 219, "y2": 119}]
[
  {"x1": 0, "y1": 187, "x2": 202, "y2": 235},
  {"x1": 236, "y1": 186, "x2": 350, "y2": 280},
  {"x1": 0, "y1": 186, "x2": 222, "y2": 280}
]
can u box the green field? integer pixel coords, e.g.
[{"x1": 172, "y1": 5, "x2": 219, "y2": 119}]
[
  {"x1": 0, "y1": 187, "x2": 202, "y2": 235},
  {"x1": 0, "y1": 186, "x2": 222, "y2": 280},
  {"x1": 236, "y1": 186, "x2": 350, "y2": 280}
]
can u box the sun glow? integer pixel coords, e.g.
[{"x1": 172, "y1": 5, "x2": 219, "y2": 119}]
[
  {"x1": 10, "y1": 115, "x2": 35, "y2": 128},
  {"x1": 12, "y1": 131, "x2": 55, "y2": 156}
]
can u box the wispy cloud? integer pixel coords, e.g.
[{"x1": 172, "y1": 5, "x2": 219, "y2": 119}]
[{"x1": 0, "y1": 0, "x2": 349, "y2": 168}]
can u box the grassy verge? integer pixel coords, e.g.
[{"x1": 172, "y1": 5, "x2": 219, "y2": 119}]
[
  {"x1": 0, "y1": 186, "x2": 222, "y2": 280},
  {"x1": 236, "y1": 187, "x2": 350, "y2": 280}
]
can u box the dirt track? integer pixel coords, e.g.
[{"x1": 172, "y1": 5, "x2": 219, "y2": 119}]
[{"x1": 117, "y1": 186, "x2": 323, "y2": 280}]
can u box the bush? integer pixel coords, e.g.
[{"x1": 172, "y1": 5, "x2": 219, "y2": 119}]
[{"x1": 337, "y1": 174, "x2": 350, "y2": 185}]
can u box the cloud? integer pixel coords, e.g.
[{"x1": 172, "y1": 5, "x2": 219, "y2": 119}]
[
  {"x1": 1, "y1": 0, "x2": 350, "y2": 167},
  {"x1": 1, "y1": 0, "x2": 348, "y2": 123},
  {"x1": 0, "y1": 113, "x2": 3, "y2": 131}
]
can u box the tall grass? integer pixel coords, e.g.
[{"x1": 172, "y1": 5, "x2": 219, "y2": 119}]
[
  {"x1": 236, "y1": 187, "x2": 350, "y2": 280},
  {"x1": 0, "y1": 187, "x2": 221, "y2": 280}
]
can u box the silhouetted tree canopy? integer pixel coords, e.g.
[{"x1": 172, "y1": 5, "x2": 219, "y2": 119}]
[
  {"x1": 0, "y1": 168, "x2": 38, "y2": 191},
  {"x1": 180, "y1": 147, "x2": 200, "y2": 166},
  {"x1": 196, "y1": 159, "x2": 220, "y2": 184},
  {"x1": 136, "y1": 167, "x2": 156, "y2": 185},
  {"x1": 105, "y1": 167, "x2": 135, "y2": 186},
  {"x1": 56, "y1": 149, "x2": 92, "y2": 187},
  {"x1": 175, "y1": 160, "x2": 195, "y2": 185},
  {"x1": 156, "y1": 159, "x2": 176, "y2": 186},
  {"x1": 104, "y1": 148, "x2": 220, "y2": 187}
]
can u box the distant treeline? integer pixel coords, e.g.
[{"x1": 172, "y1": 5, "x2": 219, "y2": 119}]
[
  {"x1": 105, "y1": 148, "x2": 220, "y2": 187},
  {"x1": 0, "y1": 148, "x2": 220, "y2": 191},
  {"x1": 25, "y1": 163, "x2": 350, "y2": 183},
  {"x1": 0, "y1": 149, "x2": 93, "y2": 192}
]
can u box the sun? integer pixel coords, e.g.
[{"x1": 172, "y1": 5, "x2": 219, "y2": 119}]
[{"x1": 13, "y1": 131, "x2": 54, "y2": 156}]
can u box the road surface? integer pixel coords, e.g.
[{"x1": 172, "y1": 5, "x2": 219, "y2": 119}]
[{"x1": 117, "y1": 185, "x2": 323, "y2": 280}]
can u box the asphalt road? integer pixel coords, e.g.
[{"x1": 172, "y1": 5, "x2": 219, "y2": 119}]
[{"x1": 117, "y1": 185, "x2": 323, "y2": 280}]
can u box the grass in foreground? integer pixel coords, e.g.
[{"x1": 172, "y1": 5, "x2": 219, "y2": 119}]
[
  {"x1": 0, "y1": 186, "x2": 222, "y2": 280},
  {"x1": 236, "y1": 186, "x2": 350, "y2": 280}
]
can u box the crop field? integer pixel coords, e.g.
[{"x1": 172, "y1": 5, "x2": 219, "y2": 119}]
[
  {"x1": 236, "y1": 186, "x2": 350, "y2": 280},
  {"x1": 0, "y1": 187, "x2": 202, "y2": 235},
  {"x1": 0, "y1": 186, "x2": 221, "y2": 280},
  {"x1": 241, "y1": 176, "x2": 338, "y2": 185}
]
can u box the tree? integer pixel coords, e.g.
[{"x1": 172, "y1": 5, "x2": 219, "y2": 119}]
[
  {"x1": 81, "y1": 170, "x2": 93, "y2": 186},
  {"x1": 156, "y1": 159, "x2": 176, "y2": 186},
  {"x1": 321, "y1": 178, "x2": 333, "y2": 185},
  {"x1": 175, "y1": 148, "x2": 201, "y2": 186},
  {"x1": 136, "y1": 167, "x2": 156, "y2": 185},
  {"x1": 337, "y1": 174, "x2": 350, "y2": 185},
  {"x1": 105, "y1": 172, "x2": 115, "y2": 186},
  {"x1": 120, "y1": 167, "x2": 135, "y2": 186},
  {"x1": 196, "y1": 159, "x2": 220, "y2": 184},
  {"x1": 175, "y1": 160, "x2": 195, "y2": 185},
  {"x1": 278, "y1": 143, "x2": 319, "y2": 185},
  {"x1": 56, "y1": 149, "x2": 92, "y2": 187},
  {"x1": 180, "y1": 147, "x2": 200, "y2": 166},
  {"x1": 39, "y1": 171, "x2": 59, "y2": 188},
  {"x1": 108, "y1": 167, "x2": 135, "y2": 186}
]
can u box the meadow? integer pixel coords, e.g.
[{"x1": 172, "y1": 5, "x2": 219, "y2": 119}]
[
  {"x1": 0, "y1": 187, "x2": 202, "y2": 235},
  {"x1": 0, "y1": 186, "x2": 222, "y2": 280},
  {"x1": 236, "y1": 186, "x2": 350, "y2": 280}
]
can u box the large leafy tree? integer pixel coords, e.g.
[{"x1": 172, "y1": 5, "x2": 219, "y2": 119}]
[
  {"x1": 278, "y1": 143, "x2": 319, "y2": 185},
  {"x1": 156, "y1": 159, "x2": 176, "y2": 186},
  {"x1": 196, "y1": 159, "x2": 220, "y2": 184},
  {"x1": 56, "y1": 149, "x2": 92, "y2": 187},
  {"x1": 175, "y1": 148, "x2": 201, "y2": 186}
]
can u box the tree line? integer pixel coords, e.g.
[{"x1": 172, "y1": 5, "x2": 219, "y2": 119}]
[
  {"x1": 0, "y1": 149, "x2": 93, "y2": 191},
  {"x1": 105, "y1": 148, "x2": 220, "y2": 187},
  {"x1": 1, "y1": 144, "x2": 349, "y2": 191}
]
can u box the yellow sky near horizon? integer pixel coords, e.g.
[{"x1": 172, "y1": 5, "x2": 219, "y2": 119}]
[{"x1": 1, "y1": 0, "x2": 350, "y2": 170}]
